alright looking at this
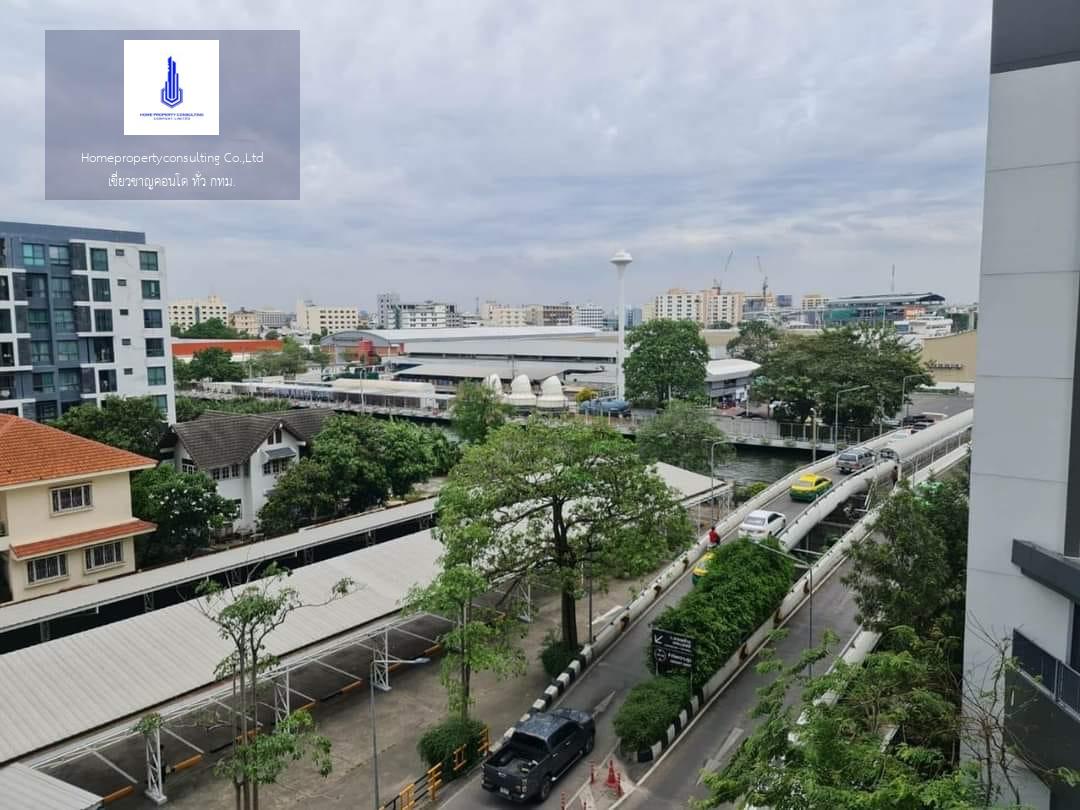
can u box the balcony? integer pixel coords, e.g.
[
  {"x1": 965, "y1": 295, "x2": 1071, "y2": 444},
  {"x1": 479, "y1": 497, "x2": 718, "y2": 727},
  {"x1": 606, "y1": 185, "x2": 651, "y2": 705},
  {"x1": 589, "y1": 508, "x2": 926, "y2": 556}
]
[{"x1": 1006, "y1": 630, "x2": 1080, "y2": 804}]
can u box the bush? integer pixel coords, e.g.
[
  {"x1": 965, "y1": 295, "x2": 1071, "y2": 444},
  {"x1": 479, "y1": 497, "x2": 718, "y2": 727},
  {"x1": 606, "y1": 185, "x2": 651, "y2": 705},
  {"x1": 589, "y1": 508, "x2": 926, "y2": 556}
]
[
  {"x1": 613, "y1": 675, "x2": 689, "y2": 752},
  {"x1": 734, "y1": 481, "x2": 769, "y2": 504},
  {"x1": 417, "y1": 716, "x2": 487, "y2": 782},
  {"x1": 540, "y1": 630, "x2": 579, "y2": 679}
]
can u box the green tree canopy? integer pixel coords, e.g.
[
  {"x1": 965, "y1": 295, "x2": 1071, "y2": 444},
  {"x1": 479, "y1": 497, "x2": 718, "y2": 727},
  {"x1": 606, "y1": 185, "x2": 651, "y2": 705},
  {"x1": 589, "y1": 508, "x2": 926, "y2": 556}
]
[
  {"x1": 436, "y1": 419, "x2": 694, "y2": 650},
  {"x1": 175, "y1": 395, "x2": 293, "y2": 422},
  {"x1": 49, "y1": 396, "x2": 166, "y2": 457},
  {"x1": 251, "y1": 337, "x2": 314, "y2": 377},
  {"x1": 725, "y1": 320, "x2": 781, "y2": 365},
  {"x1": 188, "y1": 347, "x2": 245, "y2": 382},
  {"x1": 132, "y1": 464, "x2": 238, "y2": 566},
  {"x1": 753, "y1": 325, "x2": 932, "y2": 425},
  {"x1": 451, "y1": 381, "x2": 509, "y2": 444},
  {"x1": 635, "y1": 399, "x2": 733, "y2": 475},
  {"x1": 624, "y1": 319, "x2": 710, "y2": 405},
  {"x1": 176, "y1": 318, "x2": 243, "y2": 339}
]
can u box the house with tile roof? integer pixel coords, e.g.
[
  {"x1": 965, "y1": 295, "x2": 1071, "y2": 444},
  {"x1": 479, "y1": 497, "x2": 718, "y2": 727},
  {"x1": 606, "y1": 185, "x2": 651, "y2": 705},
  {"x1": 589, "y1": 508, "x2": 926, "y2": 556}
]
[
  {"x1": 162, "y1": 409, "x2": 334, "y2": 534},
  {"x1": 0, "y1": 415, "x2": 157, "y2": 602}
]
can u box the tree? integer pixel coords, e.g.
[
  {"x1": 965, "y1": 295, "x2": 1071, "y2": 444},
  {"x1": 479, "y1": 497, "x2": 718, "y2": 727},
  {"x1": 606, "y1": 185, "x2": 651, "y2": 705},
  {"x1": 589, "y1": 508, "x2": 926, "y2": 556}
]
[
  {"x1": 252, "y1": 337, "x2": 311, "y2": 377},
  {"x1": 623, "y1": 319, "x2": 710, "y2": 406},
  {"x1": 197, "y1": 565, "x2": 352, "y2": 810},
  {"x1": 753, "y1": 326, "x2": 932, "y2": 425},
  {"x1": 178, "y1": 318, "x2": 242, "y2": 339},
  {"x1": 132, "y1": 464, "x2": 238, "y2": 566},
  {"x1": 256, "y1": 460, "x2": 345, "y2": 538},
  {"x1": 49, "y1": 396, "x2": 166, "y2": 457},
  {"x1": 451, "y1": 382, "x2": 509, "y2": 444},
  {"x1": 173, "y1": 356, "x2": 195, "y2": 388},
  {"x1": 436, "y1": 419, "x2": 694, "y2": 650},
  {"x1": 189, "y1": 347, "x2": 244, "y2": 382},
  {"x1": 725, "y1": 320, "x2": 781, "y2": 365},
  {"x1": 175, "y1": 395, "x2": 293, "y2": 422},
  {"x1": 843, "y1": 479, "x2": 967, "y2": 637},
  {"x1": 710, "y1": 320, "x2": 733, "y2": 330},
  {"x1": 265, "y1": 329, "x2": 280, "y2": 340},
  {"x1": 405, "y1": 564, "x2": 525, "y2": 721},
  {"x1": 635, "y1": 399, "x2": 733, "y2": 475}
]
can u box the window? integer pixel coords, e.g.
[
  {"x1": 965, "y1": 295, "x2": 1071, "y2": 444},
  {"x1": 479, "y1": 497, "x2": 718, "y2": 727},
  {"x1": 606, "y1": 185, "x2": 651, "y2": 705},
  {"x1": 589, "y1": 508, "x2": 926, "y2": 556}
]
[
  {"x1": 152, "y1": 394, "x2": 168, "y2": 414},
  {"x1": 51, "y1": 278, "x2": 71, "y2": 300},
  {"x1": 48, "y1": 245, "x2": 71, "y2": 267},
  {"x1": 146, "y1": 337, "x2": 164, "y2": 357},
  {"x1": 0, "y1": 343, "x2": 12, "y2": 367},
  {"x1": 143, "y1": 309, "x2": 163, "y2": 329},
  {"x1": 98, "y1": 369, "x2": 117, "y2": 392},
  {"x1": 139, "y1": 251, "x2": 159, "y2": 271},
  {"x1": 114, "y1": 248, "x2": 125, "y2": 256},
  {"x1": 30, "y1": 341, "x2": 50, "y2": 364},
  {"x1": 58, "y1": 369, "x2": 80, "y2": 393},
  {"x1": 147, "y1": 366, "x2": 166, "y2": 385},
  {"x1": 53, "y1": 310, "x2": 74, "y2": 331},
  {"x1": 27, "y1": 275, "x2": 47, "y2": 298},
  {"x1": 118, "y1": 308, "x2": 129, "y2": 316},
  {"x1": 32, "y1": 372, "x2": 54, "y2": 393},
  {"x1": 0, "y1": 373, "x2": 14, "y2": 397},
  {"x1": 268, "y1": 427, "x2": 283, "y2": 445},
  {"x1": 27, "y1": 554, "x2": 67, "y2": 584},
  {"x1": 94, "y1": 310, "x2": 113, "y2": 331},
  {"x1": 231, "y1": 463, "x2": 241, "y2": 477},
  {"x1": 141, "y1": 280, "x2": 161, "y2": 300},
  {"x1": 116, "y1": 278, "x2": 127, "y2": 287},
  {"x1": 35, "y1": 401, "x2": 57, "y2": 422},
  {"x1": 92, "y1": 278, "x2": 111, "y2": 301},
  {"x1": 56, "y1": 340, "x2": 79, "y2": 362},
  {"x1": 27, "y1": 309, "x2": 49, "y2": 329},
  {"x1": 212, "y1": 465, "x2": 234, "y2": 481},
  {"x1": 121, "y1": 338, "x2": 131, "y2": 346},
  {"x1": 0, "y1": 311, "x2": 9, "y2": 334},
  {"x1": 51, "y1": 483, "x2": 92, "y2": 514},
  {"x1": 0, "y1": 276, "x2": 8, "y2": 301},
  {"x1": 85, "y1": 541, "x2": 123, "y2": 571},
  {"x1": 181, "y1": 458, "x2": 197, "y2": 474},
  {"x1": 262, "y1": 458, "x2": 291, "y2": 476},
  {"x1": 123, "y1": 368, "x2": 133, "y2": 375},
  {"x1": 21, "y1": 243, "x2": 45, "y2": 267},
  {"x1": 89, "y1": 247, "x2": 109, "y2": 272}
]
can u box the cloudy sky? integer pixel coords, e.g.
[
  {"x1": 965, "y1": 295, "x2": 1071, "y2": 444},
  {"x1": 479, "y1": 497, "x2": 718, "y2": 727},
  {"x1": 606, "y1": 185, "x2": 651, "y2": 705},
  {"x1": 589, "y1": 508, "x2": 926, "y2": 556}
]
[{"x1": 4, "y1": 1, "x2": 991, "y2": 312}]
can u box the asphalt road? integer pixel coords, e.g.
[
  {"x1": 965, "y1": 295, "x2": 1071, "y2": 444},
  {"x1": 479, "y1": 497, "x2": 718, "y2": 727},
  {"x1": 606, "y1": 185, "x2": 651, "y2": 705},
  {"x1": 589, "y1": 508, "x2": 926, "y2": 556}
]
[
  {"x1": 441, "y1": 484, "x2": 833, "y2": 810},
  {"x1": 615, "y1": 558, "x2": 860, "y2": 810}
]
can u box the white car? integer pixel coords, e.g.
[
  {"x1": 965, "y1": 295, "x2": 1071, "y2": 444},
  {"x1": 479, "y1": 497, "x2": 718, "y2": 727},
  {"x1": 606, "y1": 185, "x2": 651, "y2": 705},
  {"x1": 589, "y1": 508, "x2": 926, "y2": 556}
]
[{"x1": 739, "y1": 510, "x2": 787, "y2": 539}]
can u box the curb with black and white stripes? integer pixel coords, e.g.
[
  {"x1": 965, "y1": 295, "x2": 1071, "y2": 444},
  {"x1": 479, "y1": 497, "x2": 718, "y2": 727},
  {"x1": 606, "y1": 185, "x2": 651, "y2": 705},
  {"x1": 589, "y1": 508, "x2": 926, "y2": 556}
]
[{"x1": 632, "y1": 687, "x2": 707, "y2": 763}]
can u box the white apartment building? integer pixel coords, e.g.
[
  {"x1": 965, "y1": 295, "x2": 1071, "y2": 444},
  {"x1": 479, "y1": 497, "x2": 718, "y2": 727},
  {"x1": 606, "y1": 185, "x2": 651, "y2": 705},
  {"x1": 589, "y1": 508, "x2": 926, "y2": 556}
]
[
  {"x1": 487, "y1": 305, "x2": 528, "y2": 327},
  {"x1": 703, "y1": 289, "x2": 745, "y2": 326},
  {"x1": 376, "y1": 292, "x2": 401, "y2": 329},
  {"x1": 395, "y1": 301, "x2": 462, "y2": 329},
  {"x1": 168, "y1": 295, "x2": 229, "y2": 331},
  {"x1": 572, "y1": 304, "x2": 606, "y2": 330},
  {"x1": 229, "y1": 309, "x2": 260, "y2": 335},
  {"x1": 649, "y1": 288, "x2": 703, "y2": 322},
  {"x1": 294, "y1": 299, "x2": 359, "y2": 335}
]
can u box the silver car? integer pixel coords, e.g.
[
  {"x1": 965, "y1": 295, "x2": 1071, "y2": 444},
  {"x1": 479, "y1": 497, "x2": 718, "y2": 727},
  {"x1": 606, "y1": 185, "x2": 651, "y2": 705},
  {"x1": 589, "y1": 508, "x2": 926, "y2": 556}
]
[{"x1": 739, "y1": 510, "x2": 787, "y2": 539}]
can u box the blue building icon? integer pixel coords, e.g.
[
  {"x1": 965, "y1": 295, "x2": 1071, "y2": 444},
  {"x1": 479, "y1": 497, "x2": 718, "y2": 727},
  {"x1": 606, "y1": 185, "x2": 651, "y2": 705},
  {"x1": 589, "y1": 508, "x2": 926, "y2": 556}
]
[{"x1": 161, "y1": 56, "x2": 183, "y2": 108}]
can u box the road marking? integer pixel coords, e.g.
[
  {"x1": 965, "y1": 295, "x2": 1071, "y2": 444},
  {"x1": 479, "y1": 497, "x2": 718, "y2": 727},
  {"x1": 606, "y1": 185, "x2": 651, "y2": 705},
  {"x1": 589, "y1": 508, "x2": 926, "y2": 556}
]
[
  {"x1": 592, "y1": 606, "x2": 621, "y2": 625},
  {"x1": 592, "y1": 690, "x2": 616, "y2": 717},
  {"x1": 697, "y1": 726, "x2": 742, "y2": 784}
]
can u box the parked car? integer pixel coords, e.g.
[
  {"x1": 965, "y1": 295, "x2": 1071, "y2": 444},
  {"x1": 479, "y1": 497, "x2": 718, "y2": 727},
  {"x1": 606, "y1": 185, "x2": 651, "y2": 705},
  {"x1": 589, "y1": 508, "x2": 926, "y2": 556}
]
[
  {"x1": 789, "y1": 473, "x2": 833, "y2": 502},
  {"x1": 482, "y1": 709, "x2": 595, "y2": 802},
  {"x1": 579, "y1": 397, "x2": 632, "y2": 416},
  {"x1": 835, "y1": 447, "x2": 876, "y2": 474},
  {"x1": 692, "y1": 551, "x2": 714, "y2": 585},
  {"x1": 738, "y1": 509, "x2": 787, "y2": 539}
]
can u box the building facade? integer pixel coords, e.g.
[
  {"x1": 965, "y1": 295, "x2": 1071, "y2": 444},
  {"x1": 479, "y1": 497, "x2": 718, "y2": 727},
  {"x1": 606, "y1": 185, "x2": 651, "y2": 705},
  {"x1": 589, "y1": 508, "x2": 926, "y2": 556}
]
[
  {"x1": 703, "y1": 289, "x2": 745, "y2": 326},
  {"x1": 229, "y1": 308, "x2": 260, "y2": 335},
  {"x1": 294, "y1": 299, "x2": 360, "y2": 335},
  {"x1": 375, "y1": 292, "x2": 400, "y2": 329},
  {"x1": 0, "y1": 221, "x2": 175, "y2": 423},
  {"x1": 964, "y1": 4, "x2": 1080, "y2": 806},
  {"x1": 572, "y1": 304, "x2": 606, "y2": 330},
  {"x1": 823, "y1": 292, "x2": 944, "y2": 327},
  {"x1": 486, "y1": 304, "x2": 528, "y2": 327},
  {"x1": 648, "y1": 287, "x2": 744, "y2": 327},
  {"x1": 168, "y1": 295, "x2": 229, "y2": 331},
  {"x1": 395, "y1": 301, "x2": 462, "y2": 329},
  {"x1": 0, "y1": 415, "x2": 156, "y2": 602},
  {"x1": 801, "y1": 293, "x2": 829, "y2": 309}
]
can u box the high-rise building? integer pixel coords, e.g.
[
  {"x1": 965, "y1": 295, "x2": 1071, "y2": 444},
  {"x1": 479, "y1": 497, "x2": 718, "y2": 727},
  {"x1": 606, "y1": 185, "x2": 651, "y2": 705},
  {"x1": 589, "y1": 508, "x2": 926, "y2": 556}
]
[
  {"x1": 572, "y1": 303, "x2": 606, "y2": 330},
  {"x1": 648, "y1": 287, "x2": 745, "y2": 327},
  {"x1": 294, "y1": 299, "x2": 359, "y2": 335},
  {"x1": 963, "y1": 5, "x2": 1080, "y2": 806},
  {"x1": 376, "y1": 292, "x2": 400, "y2": 329},
  {"x1": 394, "y1": 301, "x2": 462, "y2": 329},
  {"x1": 0, "y1": 221, "x2": 175, "y2": 423},
  {"x1": 168, "y1": 295, "x2": 229, "y2": 331},
  {"x1": 703, "y1": 288, "x2": 745, "y2": 327}
]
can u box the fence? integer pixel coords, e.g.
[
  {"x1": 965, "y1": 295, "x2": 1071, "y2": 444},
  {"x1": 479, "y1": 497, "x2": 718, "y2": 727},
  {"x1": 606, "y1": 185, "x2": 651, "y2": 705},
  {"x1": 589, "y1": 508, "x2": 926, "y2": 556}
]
[
  {"x1": 378, "y1": 727, "x2": 490, "y2": 810},
  {"x1": 1013, "y1": 630, "x2": 1080, "y2": 717}
]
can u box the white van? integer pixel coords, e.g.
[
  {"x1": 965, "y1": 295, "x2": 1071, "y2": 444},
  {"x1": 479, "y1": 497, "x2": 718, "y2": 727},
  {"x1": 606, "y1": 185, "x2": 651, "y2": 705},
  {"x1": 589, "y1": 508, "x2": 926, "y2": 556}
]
[{"x1": 836, "y1": 446, "x2": 876, "y2": 474}]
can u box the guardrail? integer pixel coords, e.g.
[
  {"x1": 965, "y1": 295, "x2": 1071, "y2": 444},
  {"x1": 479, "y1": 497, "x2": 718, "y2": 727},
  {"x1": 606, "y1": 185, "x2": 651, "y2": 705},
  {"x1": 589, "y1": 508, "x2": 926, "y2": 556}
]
[
  {"x1": 378, "y1": 727, "x2": 491, "y2": 810},
  {"x1": 1013, "y1": 630, "x2": 1080, "y2": 718}
]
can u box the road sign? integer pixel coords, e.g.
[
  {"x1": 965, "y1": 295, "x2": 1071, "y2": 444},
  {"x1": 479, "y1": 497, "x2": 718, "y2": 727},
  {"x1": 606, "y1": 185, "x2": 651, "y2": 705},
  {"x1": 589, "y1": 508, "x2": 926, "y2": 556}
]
[{"x1": 652, "y1": 628, "x2": 694, "y2": 671}]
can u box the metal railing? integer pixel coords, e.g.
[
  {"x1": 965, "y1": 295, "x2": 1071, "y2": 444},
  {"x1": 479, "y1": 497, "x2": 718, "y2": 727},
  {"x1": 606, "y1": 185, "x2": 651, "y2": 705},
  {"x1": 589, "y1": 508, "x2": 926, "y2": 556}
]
[
  {"x1": 379, "y1": 727, "x2": 490, "y2": 810},
  {"x1": 1013, "y1": 629, "x2": 1080, "y2": 717}
]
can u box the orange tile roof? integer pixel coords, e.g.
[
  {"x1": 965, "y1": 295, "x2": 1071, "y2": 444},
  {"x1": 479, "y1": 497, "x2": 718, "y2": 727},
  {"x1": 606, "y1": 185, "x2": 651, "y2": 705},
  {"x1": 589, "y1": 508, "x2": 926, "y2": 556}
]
[
  {"x1": 171, "y1": 339, "x2": 283, "y2": 357},
  {"x1": 10, "y1": 519, "x2": 157, "y2": 560},
  {"x1": 0, "y1": 415, "x2": 157, "y2": 488}
]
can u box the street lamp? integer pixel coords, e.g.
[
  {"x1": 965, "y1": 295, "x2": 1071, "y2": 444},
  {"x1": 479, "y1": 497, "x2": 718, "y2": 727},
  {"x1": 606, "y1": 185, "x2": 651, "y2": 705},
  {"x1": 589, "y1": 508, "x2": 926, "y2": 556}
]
[
  {"x1": 900, "y1": 374, "x2": 921, "y2": 421},
  {"x1": 610, "y1": 250, "x2": 633, "y2": 401},
  {"x1": 704, "y1": 439, "x2": 728, "y2": 521},
  {"x1": 809, "y1": 407, "x2": 818, "y2": 463},
  {"x1": 754, "y1": 543, "x2": 823, "y2": 674},
  {"x1": 371, "y1": 656, "x2": 430, "y2": 809},
  {"x1": 833, "y1": 385, "x2": 869, "y2": 447}
]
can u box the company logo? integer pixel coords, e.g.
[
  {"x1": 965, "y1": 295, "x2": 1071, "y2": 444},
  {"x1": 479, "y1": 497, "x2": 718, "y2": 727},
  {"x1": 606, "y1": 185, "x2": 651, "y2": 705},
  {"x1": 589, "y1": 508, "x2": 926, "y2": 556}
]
[{"x1": 161, "y1": 56, "x2": 183, "y2": 108}]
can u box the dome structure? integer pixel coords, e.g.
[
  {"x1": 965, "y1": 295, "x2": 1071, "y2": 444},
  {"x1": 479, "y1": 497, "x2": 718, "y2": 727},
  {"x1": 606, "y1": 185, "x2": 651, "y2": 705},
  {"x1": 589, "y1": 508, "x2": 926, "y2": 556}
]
[
  {"x1": 536, "y1": 376, "x2": 568, "y2": 410},
  {"x1": 483, "y1": 373, "x2": 502, "y2": 393},
  {"x1": 504, "y1": 374, "x2": 537, "y2": 407}
]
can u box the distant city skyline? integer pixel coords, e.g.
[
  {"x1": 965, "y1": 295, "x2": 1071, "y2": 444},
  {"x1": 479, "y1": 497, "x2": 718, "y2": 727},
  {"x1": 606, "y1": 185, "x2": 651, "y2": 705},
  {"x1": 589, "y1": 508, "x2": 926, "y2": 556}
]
[{"x1": 8, "y1": 2, "x2": 989, "y2": 311}]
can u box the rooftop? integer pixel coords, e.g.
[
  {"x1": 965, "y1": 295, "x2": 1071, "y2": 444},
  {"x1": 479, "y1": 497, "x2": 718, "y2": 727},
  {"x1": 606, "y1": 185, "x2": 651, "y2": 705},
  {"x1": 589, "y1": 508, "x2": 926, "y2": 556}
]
[
  {"x1": 0, "y1": 416, "x2": 156, "y2": 490},
  {"x1": 828, "y1": 292, "x2": 945, "y2": 305},
  {"x1": 10, "y1": 519, "x2": 156, "y2": 561},
  {"x1": 322, "y1": 326, "x2": 599, "y2": 347},
  {"x1": 167, "y1": 410, "x2": 333, "y2": 470},
  {"x1": 171, "y1": 339, "x2": 284, "y2": 357}
]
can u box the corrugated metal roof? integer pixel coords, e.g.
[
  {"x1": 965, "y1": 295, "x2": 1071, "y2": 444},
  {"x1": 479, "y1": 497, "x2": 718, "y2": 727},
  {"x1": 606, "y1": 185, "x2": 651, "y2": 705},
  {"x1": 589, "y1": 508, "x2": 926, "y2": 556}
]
[
  {"x1": 393, "y1": 362, "x2": 605, "y2": 383},
  {"x1": 325, "y1": 327, "x2": 598, "y2": 346},
  {"x1": 0, "y1": 763, "x2": 101, "y2": 810},
  {"x1": 402, "y1": 338, "x2": 617, "y2": 360},
  {"x1": 0, "y1": 498, "x2": 436, "y2": 635},
  {"x1": 0, "y1": 531, "x2": 443, "y2": 764}
]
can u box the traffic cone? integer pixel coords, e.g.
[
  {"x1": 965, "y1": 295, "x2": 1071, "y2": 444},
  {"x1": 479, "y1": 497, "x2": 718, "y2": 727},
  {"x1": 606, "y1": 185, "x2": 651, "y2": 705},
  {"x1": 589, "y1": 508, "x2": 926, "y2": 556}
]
[
  {"x1": 605, "y1": 759, "x2": 618, "y2": 790},
  {"x1": 560, "y1": 792, "x2": 567, "y2": 809},
  {"x1": 616, "y1": 771, "x2": 624, "y2": 797}
]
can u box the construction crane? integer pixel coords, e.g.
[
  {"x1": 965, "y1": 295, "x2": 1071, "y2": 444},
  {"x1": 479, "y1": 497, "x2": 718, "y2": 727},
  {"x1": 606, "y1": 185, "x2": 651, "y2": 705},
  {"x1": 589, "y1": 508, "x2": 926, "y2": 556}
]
[
  {"x1": 714, "y1": 250, "x2": 734, "y2": 291},
  {"x1": 756, "y1": 255, "x2": 769, "y2": 303}
]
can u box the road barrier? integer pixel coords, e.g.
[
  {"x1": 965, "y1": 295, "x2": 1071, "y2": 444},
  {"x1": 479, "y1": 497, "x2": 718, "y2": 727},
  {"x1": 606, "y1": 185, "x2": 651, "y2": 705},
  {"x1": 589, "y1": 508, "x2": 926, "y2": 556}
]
[{"x1": 378, "y1": 727, "x2": 490, "y2": 810}]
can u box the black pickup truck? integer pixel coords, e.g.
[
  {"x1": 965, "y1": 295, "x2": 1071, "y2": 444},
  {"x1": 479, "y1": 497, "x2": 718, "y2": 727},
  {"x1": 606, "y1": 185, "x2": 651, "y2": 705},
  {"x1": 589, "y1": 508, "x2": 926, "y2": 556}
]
[{"x1": 481, "y1": 708, "x2": 595, "y2": 802}]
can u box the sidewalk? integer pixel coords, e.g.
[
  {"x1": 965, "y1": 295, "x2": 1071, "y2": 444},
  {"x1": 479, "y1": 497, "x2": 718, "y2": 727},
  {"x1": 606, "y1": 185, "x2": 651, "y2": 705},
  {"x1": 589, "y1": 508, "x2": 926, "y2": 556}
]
[{"x1": 147, "y1": 565, "x2": 668, "y2": 809}]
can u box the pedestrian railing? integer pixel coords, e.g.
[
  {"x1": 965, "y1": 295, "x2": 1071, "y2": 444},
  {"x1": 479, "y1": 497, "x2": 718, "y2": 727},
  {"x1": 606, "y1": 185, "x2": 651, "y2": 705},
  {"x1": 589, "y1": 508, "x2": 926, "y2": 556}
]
[
  {"x1": 378, "y1": 727, "x2": 490, "y2": 809},
  {"x1": 1013, "y1": 630, "x2": 1080, "y2": 718}
]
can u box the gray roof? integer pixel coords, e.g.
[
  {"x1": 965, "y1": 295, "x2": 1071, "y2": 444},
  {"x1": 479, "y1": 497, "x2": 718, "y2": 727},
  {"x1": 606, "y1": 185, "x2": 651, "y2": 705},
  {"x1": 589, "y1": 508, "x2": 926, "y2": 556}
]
[
  {"x1": 0, "y1": 764, "x2": 102, "y2": 810},
  {"x1": 169, "y1": 409, "x2": 333, "y2": 470}
]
